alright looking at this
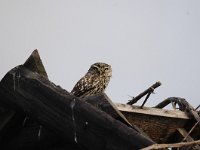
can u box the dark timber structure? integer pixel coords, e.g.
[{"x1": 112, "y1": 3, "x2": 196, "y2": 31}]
[{"x1": 0, "y1": 50, "x2": 200, "y2": 150}]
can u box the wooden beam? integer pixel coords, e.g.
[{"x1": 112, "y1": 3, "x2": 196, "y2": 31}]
[
  {"x1": 178, "y1": 128, "x2": 198, "y2": 142},
  {"x1": 178, "y1": 128, "x2": 200, "y2": 149},
  {"x1": 116, "y1": 103, "x2": 190, "y2": 119},
  {"x1": 0, "y1": 49, "x2": 48, "y2": 142},
  {"x1": 84, "y1": 93, "x2": 132, "y2": 127},
  {"x1": 141, "y1": 139, "x2": 200, "y2": 150},
  {"x1": 127, "y1": 81, "x2": 161, "y2": 105},
  {"x1": 0, "y1": 65, "x2": 155, "y2": 150},
  {"x1": 84, "y1": 93, "x2": 152, "y2": 140}
]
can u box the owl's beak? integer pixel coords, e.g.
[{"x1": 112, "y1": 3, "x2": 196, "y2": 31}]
[{"x1": 108, "y1": 71, "x2": 112, "y2": 77}]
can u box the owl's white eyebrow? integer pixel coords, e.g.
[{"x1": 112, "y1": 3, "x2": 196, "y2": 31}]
[{"x1": 93, "y1": 65, "x2": 99, "y2": 69}]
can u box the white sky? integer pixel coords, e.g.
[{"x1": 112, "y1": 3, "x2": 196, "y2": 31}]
[{"x1": 0, "y1": 0, "x2": 200, "y2": 108}]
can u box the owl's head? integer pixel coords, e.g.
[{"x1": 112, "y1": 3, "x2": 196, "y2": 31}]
[{"x1": 88, "y1": 62, "x2": 112, "y2": 77}]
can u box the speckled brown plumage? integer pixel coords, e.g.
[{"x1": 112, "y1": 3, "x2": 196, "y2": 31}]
[{"x1": 71, "y1": 62, "x2": 112, "y2": 98}]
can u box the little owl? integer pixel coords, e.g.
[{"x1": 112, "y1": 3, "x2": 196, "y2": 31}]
[{"x1": 71, "y1": 62, "x2": 112, "y2": 98}]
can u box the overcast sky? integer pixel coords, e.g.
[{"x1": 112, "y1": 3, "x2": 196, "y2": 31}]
[{"x1": 0, "y1": 0, "x2": 200, "y2": 108}]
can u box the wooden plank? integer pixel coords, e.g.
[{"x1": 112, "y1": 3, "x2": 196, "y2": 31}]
[
  {"x1": 84, "y1": 93, "x2": 152, "y2": 140},
  {"x1": 84, "y1": 93, "x2": 132, "y2": 127},
  {"x1": 177, "y1": 128, "x2": 200, "y2": 150},
  {"x1": 116, "y1": 103, "x2": 190, "y2": 119},
  {"x1": 141, "y1": 139, "x2": 200, "y2": 150},
  {"x1": 116, "y1": 103, "x2": 191, "y2": 143},
  {"x1": 178, "y1": 128, "x2": 197, "y2": 142},
  {"x1": 0, "y1": 65, "x2": 155, "y2": 150}
]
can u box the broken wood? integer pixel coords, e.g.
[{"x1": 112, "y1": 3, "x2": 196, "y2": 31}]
[
  {"x1": 178, "y1": 128, "x2": 195, "y2": 142},
  {"x1": 23, "y1": 49, "x2": 48, "y2": 78},
  {"x1": 2, "y1": 50, "x2": 200, "y2": 150},
  {"x1": 140, "y1": 92, "x2": 151, "y2": 109},
  {"x1": 141, "y1": 139, "x2": 200, "y2": 150},
  {"x1": 177, "y1": 128, "x2": 200, "y2": 149},
  {"x1": 155, "y1": 97, "x2": 200, "y2": 123},
  {"x1": 0, "y1": 50, "x2": 75, "y2": 149},
  {"x1": 154, "y1": 97, "x2": 189, "y2": 110},
  {"x1": 0, "y1": 49, "x2": 49, "y2": 146},
  {"x1": 83, "y1": 93, "x2": 133, "y2": 127},
  {"x1": 0, "y1": 64, "x2": 155, "y2": 149},
  {"x1": 127, "y1": 81, "x2": 161, "y2": 105},
  {"x1": 182, "y1": 120, "x2": 200, "y2": 142},
  {"x1": 196, "y1": 105, "x2": 200, "y2": 111},
  {"x1": 116, "y1": 103, "x2": 190, "y2": 119},
  {"x1": 116, "y1": 103, "x2": 190, "y2": 143},
  {"x1": 84, "y1": 93, "x2": 152, "y2": 140}
]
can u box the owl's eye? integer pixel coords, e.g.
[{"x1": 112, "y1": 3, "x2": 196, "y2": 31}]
[{"x1": 105, "y1": 67, "x2": 109, "y2": 71}]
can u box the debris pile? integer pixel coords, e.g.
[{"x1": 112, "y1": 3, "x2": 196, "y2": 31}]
[{"x1": 0, "y1": 50, "x2": 199, "y2": 150}]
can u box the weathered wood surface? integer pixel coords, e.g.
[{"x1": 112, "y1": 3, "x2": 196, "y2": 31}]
[
  {"x1": 0, "y1": 108, "x2": 15, "y2": 133},
  {"x1": 0, "y1": 64, "x2": 154, "y2": 150},
  {"x1": 154, "y1": 97, "x2": 200, "y2": 144},
  {"x1": 116, "y1": 103, "x2": 191, "y2": 143},
  {"x1": 84, "y1": 93, "x2": 132, "y2": 126},
  {"x1": 116, "y1": 103, "x2": 190, "y2": 119},
  {"x1": 141, "y1": 139, "x2": 200, "y2": 150},
  {"x1": 177, "y1": 128, "x2": 200, "y2": 150},
  {"x1": 0, "y1": 50, "x2": 79, "y2": 149},
  {"x1": 84, "y1": 93, "x2": 152, "y2": 140},
  {"x1": 23, "y1": 49, "x2": 48, "y2": 78},
  {"x1": 0, "y1": 107, "x2": 17, "y2": 144},
  {"x1": 127, "y1": 81, "x2": 161, "y2": 105},
  {"x1": 0, "y1": 49, "x2": 47, "y2": 126}
]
